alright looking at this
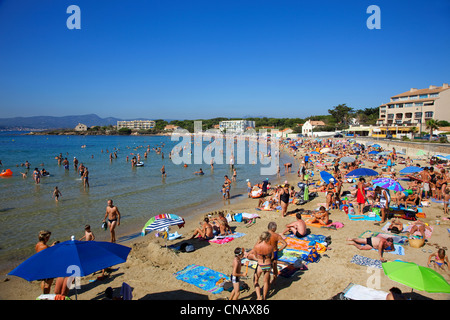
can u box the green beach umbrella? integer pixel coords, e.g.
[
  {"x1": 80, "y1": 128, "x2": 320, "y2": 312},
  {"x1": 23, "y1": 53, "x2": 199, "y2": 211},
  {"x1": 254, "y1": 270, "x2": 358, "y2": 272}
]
[
  {"x1": 382, "y1": 261, "x2": 450, "y2": 293},
  {"x1": 416, "y1": 150, "x2": 426, "y2": 156}
]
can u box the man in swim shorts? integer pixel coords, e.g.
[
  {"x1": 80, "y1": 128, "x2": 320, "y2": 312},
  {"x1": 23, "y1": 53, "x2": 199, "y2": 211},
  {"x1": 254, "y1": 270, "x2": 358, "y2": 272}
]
[
  {"x1": 282, "y1": 213, "x2": 307, "y2": 238},
  {"x1": 267, "y1": 222, "x2": 287, "y2": 283},
  {"x1": 103, "y1": 199, "x2": 121, "y2": 243},
  {"x1": 347, "y1": 236, "x2": 394, "y2": 262}
]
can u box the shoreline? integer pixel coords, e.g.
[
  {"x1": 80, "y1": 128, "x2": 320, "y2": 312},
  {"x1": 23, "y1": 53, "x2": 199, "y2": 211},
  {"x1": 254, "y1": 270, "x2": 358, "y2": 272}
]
[{"x1": 2, "y1": 145, "x2": 450, "y2": 300}]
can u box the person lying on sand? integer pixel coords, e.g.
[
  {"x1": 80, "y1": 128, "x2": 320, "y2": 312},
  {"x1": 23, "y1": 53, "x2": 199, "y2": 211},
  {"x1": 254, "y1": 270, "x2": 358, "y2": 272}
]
[{"x1": 347, "y1": 236, "x2": 394, "y2": 262}]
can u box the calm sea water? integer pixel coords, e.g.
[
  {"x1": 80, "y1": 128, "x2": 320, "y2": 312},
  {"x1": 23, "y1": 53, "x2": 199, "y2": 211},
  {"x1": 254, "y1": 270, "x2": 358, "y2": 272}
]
[{"x1": 0, "y1": 132, "x2": 291, "y2": 271}]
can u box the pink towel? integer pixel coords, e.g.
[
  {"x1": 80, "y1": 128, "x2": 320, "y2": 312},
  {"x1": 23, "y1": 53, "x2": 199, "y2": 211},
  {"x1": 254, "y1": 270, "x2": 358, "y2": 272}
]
[{"x1": 209, "y1": 237, "x2": 234, "y2": 244}]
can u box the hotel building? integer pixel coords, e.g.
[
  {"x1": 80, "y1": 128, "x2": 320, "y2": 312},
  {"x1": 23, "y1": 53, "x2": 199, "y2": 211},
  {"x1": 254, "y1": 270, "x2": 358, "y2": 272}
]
[
  {"x1": 117, "y1": 120, "x2": 156, "y2": 130},
  {"x1": 376, "y1": 83, "x2": 450, "y2": 136}
]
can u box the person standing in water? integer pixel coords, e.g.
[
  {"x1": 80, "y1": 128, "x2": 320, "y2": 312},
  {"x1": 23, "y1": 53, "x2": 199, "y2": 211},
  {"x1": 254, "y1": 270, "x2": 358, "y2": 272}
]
[{"x1": 103, "y1": 199, "x2": 121, "y2": 243}]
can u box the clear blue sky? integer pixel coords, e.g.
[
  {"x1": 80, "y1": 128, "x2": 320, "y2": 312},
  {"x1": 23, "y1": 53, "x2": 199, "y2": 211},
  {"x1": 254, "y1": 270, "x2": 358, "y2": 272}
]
[{"x1": 0, "y1": 0, "x2": 449, "y2": 120}]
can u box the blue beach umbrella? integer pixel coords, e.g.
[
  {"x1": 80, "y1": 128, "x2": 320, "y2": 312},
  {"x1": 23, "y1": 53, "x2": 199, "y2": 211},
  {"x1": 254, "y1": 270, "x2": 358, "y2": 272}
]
[
  {"x1": 368, "y1": 151, "x2": 379, "y2": 155},
  {"x1": 8, "y1": 240, "x2": 131, "y2": 282},
  {"x1": 399, "y1": 166, "x2": 424, "y2": 175},
  {"x1": 345, "y1": 168, "x2": 379, "y2": 177},
  {"x1": 310, "y1": 151, "x2": 320, "y2": 155},
  {"x1": 320, "y1": 171, "x2": 335, "y2": 183},
  {"x1": 371, "y1": 144, "x2": 381, "y2": 148}
]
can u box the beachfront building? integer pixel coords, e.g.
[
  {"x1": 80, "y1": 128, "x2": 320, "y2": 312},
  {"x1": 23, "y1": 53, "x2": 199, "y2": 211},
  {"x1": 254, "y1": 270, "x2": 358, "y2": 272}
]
[
  {"x1": 164, "y1": 125, "x2": 180, "y2": 131},
  {"x1": 74, "y1": 123, "x2": 88, "y2": 131},
  {"x1": 117, "y1": 120, "x2": 156, "y2": 130},
  {"x1": 219, "y1": 120, "x2": 255, "y2": 133},
  {"x1": 302, "y1": 120, "x2": 325, "y2": 137},
  {"x1": 376, "y1": 83, "x2": 450, "y2": 137}
]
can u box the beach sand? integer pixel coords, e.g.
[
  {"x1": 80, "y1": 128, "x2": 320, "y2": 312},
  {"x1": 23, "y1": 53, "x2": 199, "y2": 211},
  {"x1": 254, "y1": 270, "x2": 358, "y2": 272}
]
[{"x1": 1, "y1": 153, "x2": 450, "y2": 301}]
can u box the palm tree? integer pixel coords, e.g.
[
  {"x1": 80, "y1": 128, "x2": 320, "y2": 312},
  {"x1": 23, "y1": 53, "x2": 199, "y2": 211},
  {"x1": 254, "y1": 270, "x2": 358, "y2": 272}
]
[
  {"x1": 409, "y1": 126, "x2": 417, "y2": 139},
  {"x1": 426, "y1": 119, "x2": 439, "y2": 141}
]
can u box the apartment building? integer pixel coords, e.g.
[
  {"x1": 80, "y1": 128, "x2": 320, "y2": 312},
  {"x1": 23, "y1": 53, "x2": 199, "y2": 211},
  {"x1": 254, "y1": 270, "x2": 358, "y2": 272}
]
[
  {"x1": 219, "y1": 120, "x2": 255, "y2": 133},
  {"x1": 117, "y1": 120, "x2": 156, "y2": 130},
  {"x1": 377, "y1": 83, "x2": 450, "y2": 134}
]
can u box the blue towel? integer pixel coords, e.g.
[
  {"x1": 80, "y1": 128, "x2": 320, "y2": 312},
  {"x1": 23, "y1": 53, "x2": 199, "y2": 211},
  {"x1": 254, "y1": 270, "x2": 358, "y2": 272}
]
[
  {"x1": 174, "y1": 265, "x2": 229, "y2": 294},
  {"x1": 348, "y1": 213, "x2": 381, "y2": 221}
]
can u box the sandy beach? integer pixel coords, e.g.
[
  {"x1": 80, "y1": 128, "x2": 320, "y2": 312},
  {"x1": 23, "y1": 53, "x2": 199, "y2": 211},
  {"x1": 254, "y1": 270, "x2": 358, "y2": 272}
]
[{"x1": 1, "y1": 146, "x2": 450, "y2": 301}]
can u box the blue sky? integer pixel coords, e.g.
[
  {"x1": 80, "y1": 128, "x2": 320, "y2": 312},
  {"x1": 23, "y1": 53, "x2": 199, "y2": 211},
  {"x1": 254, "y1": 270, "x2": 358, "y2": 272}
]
[{"x1": 0, "y1": 0, "x2": 449, "y2": 120}]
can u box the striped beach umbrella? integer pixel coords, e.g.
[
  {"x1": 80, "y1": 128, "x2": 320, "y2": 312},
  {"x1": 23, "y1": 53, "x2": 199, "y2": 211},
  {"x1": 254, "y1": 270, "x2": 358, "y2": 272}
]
[{"x1": 141, "y1": 213, "x2": 185, "y2": 236}]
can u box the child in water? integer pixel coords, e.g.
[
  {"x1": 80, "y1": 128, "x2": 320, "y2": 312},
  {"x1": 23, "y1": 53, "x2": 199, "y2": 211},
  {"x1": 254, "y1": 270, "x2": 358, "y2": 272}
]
[{"x1": 52, "y1": 186, "x2": 62, "y2": 202}]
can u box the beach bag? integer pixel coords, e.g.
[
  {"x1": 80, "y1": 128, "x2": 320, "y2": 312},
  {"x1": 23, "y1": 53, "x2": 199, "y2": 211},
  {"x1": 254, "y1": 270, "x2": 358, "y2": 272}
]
[
  {"x1": 306, "y1": 246, "x2": 320, "y2": 263},
  {"x1": 234, "y1": 213, "x2": 243, "y2": 223},
  {"x1": 223, "y1": 281, "x2": 249, "y2": 292},
  {"x1": 180, "y1": 242, "x2": 195, "y2": 253}
]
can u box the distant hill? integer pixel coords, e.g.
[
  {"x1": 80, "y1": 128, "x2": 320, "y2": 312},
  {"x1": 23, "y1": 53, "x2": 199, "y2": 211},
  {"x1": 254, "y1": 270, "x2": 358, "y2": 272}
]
[{"x1": 0, "y1": 114, "x2": 122, "y2": 130}]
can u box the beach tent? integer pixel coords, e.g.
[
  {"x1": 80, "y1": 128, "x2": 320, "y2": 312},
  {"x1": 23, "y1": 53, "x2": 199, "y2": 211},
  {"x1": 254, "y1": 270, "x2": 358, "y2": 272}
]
[{"x1": 345, "y1": 168, "x2": 378, "y2": 177}]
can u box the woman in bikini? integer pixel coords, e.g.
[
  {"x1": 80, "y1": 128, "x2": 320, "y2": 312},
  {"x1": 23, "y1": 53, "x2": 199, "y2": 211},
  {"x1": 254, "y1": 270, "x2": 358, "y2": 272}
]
[
  {"x1": 246, "y1": 231, "x2": 273, "y2": 300},
  {"x1": 428, "y1": 249, "x2": 449, "y2": 273}
]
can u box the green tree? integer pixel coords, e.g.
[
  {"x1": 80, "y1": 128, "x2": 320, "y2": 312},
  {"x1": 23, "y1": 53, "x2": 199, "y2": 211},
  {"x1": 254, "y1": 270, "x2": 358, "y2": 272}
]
[
  {"x1": 426, "y1": 119, "x2": 439, "y2": 141},
  {"x1": 328, "y1": 104, "x2": 355, "y2": 126}
]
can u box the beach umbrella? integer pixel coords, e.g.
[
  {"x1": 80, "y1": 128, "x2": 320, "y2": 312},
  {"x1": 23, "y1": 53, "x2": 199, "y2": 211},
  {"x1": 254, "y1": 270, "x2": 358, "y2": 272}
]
[
  {"x1": 141, "y1": 213, "x2": 185, "y2": 236},
  {"x1": 372, "y1": 178, "x2": 404, "y2": 192},
  {"x1": 399, "y1": 166, "x2": 423, "y2": 175},
  {"x1": 320, "y1": 171, "x2": 335, "y2": 183},
  {"x1": 368, "y1": 151, "x2": 379, "y2": 155},
  {"x1": 416, "y1": 150, "x2": 426, "y2": 156},
  {"x1": 345, "y1": 168, "x2": 378, "y2": 177},
  {"x1": 382, "y1": 261, "x2": 450, "y2": 293},
  {"x1": 340, "y1": 156, "x2": 356, "y2": 163},
  {"x1": 8, "y1": 239, "x2": 131, "y2": 282},
  {"x1": 371, "y1": 144, "x2": 381, "y2": 148},
  {"x1": 326, "y1": 153, "x2": 337, "y2": 158},
  {"x1": 310, "y1": 151, "x2": 320, "y2": 155},
  {"x1": 446, "y1": 155, "x2": 450, "y2": 160},
  {"x1": 320, "y1": 147, "x2": 331, "y2": 153}
]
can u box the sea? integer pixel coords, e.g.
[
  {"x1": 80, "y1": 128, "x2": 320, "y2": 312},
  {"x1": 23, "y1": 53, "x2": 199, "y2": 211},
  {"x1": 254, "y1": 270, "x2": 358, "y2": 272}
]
[{"x1": 0, "y1": 131, "x2": 293, "y2": 272}]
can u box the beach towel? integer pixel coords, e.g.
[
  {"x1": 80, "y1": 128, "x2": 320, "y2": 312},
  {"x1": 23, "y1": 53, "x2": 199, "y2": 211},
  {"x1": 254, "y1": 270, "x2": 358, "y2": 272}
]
[
  {"x1": 209, "y1": 237, "x2": 234, "y2": 244},
  {"x1": 284, "y1": 237, "x2": 327, "y2": 254},
  {"x1": 358, "y1": 230, "x2": 408, "y2": 245},
  {"x1": 348, "y1": 213, "x2": 381, "y2": 222},
  {"x1": 277, "y1": 248, "x2": 308, "y2": 264},
  {"x1": 120, "y1": 282, "x2": 133, "y2": 300},
  {"x1": 287, "y1": 233, "x2": 328, "y2": 243},
  {"x1": 350, "y1": 254, "x2": 383, "y2": 269},
  {"x1": 404, "y1": 224, "x2": 433, "y2": 239},
  {"x1": 372, "y1": 244, "x2": 405, "y2": 255},
  {"x1": 343, "y1": 283, "x2": 388, "y2": 300},
  {"x1": 174, "y1": 264, "x2": 229, "y2": 294},
  {"x1": 305, "y1": 218, "x2": 332, "y2": 228}
]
